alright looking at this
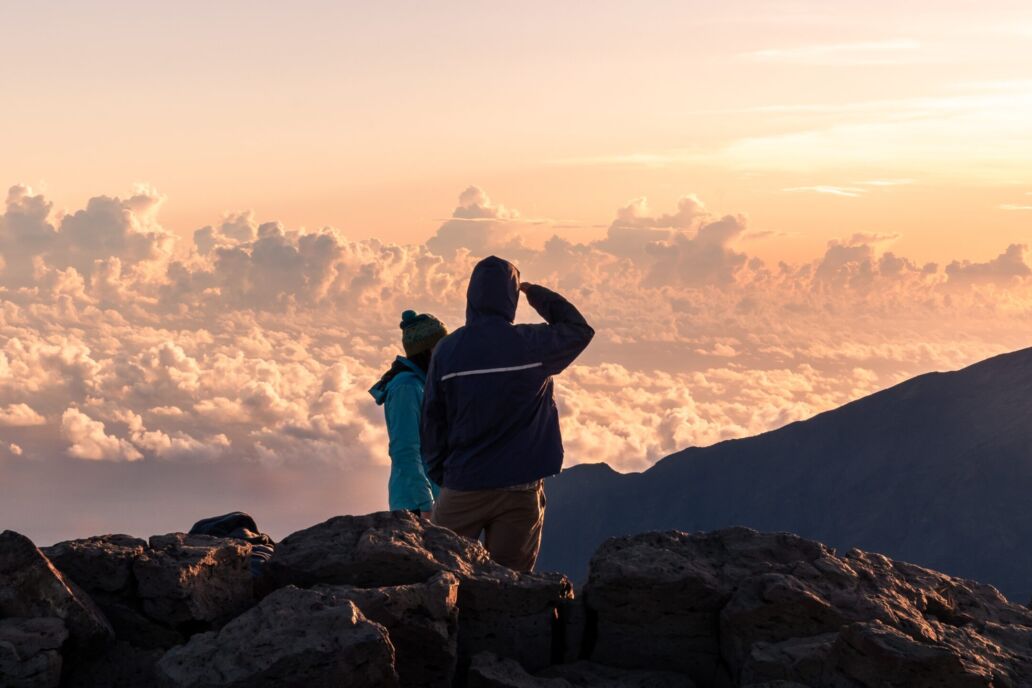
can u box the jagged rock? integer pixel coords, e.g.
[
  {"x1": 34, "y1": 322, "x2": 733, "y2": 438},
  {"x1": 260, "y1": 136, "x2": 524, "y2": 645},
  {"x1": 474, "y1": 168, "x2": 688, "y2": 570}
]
[
  {"x1": 467, "y1": 652, "x2": 571, "y2": 687},
  {"x1": 134, "y1": 533, "x2": 253, "y2": 629},
  {"x1": 269, "y1": 511, "x2": 496, "y2": 587},
  {"x1": 584, "y1": 527, "x2": 1032, "y2": 687},
  {"x1": 467, "y1": 652, "x2": 697, "y2": 688},
  {"x1": 541, "y1": 661, "x2": 696, "y2": 687},
  {"x1": 0, "y1": 530, "x2": 113, "y2": 652},
  {"x1": 156, "y1": 585, "x2": 399, "y2": 688},
  {"x1": 43, "y1": 534, "x2": 182, "y2": 649},
  {"x1": 458, "y1": 570, "x2": 571, "y2": 672},
  {"x1": 42, "y1": 535, "x2": 146, "y2": 595},
  {"x1": 316, "y1": 572, "x2": 459, "y2": 687},
  {"x1": 0, "y1": 617, "x2": 67, "y2": 688},
  {"x1": 62, "y1": 641, "x2": 163, "y2": 688},
  {"x1": 270, "y1": 512, "x2": 572, "y2": 671}
]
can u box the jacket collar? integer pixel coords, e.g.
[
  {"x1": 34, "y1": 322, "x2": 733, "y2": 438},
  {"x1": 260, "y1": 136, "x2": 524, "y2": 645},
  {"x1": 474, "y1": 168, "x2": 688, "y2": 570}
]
[{"x1": 368, "y1": 355, "x2": 426, "y2": 405}]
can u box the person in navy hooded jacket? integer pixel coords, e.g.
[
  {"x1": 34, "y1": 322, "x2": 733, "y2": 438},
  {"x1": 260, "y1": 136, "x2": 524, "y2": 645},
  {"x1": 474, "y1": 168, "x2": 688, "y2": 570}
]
[
  {"x1": 370, "y1": 310, "x2": 448, "y2": 517},
  {"x1": 421, "y1": 256, "x2": 594, "y2": 571}
]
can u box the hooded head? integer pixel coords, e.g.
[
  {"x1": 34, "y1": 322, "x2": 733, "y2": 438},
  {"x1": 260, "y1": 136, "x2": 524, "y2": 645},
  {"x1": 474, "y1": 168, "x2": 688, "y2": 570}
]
[{"x1": 466, "y1": 256, "x2": 519, "y2": 324}]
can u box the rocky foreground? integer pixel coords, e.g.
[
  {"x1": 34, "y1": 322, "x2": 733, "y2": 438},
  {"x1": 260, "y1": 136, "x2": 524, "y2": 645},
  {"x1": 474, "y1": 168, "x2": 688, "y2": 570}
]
[{"x1": 2, "y1": 513, "x2": 1032, "y2": 687}]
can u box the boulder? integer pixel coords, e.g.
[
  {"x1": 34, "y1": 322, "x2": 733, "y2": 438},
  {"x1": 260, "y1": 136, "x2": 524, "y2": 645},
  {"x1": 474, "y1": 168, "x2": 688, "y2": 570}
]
[
  {"x1": 467, "y1": 653, "x2": 696, "y2": 688},
  {"x1": 156, "y1": 585, "x2": 399, "y2": 688},
  {"x1": 268, "y1": 511, "x2": 496, "y2": 587},
  {"x1": 0, "y1": 617, "x2": 67, "y2": 688},
  {"x1": 134, "y1": 533, "x2": 253, "y2": 629},
  {"x1": 316, "y1": 572, "x2": 459, "y2": 687},
  {"x1": 467, "y1": 652, "x2": 571, "y2": 688},
  {"x1": 43, "y1": 534, "x2": 182, "y2": 649},
  {"x1": 0, "y1": 530, "x2": 113, "y2": 652},
  {"x1": 270, "y1": 512, "x2": 572, "y2": 670},
  {"x1": 42, "y1": 535, "x2": 146, "y2": 595},
  {"x1": 583, "y1": 527, "x2": 1032, "y2": 687},
  {"x1": 458, "y1": 569, "x2": 571, "y2": 672},
  {"x1": 541, "y1": 661, "x2": 696, "y2": 687}
]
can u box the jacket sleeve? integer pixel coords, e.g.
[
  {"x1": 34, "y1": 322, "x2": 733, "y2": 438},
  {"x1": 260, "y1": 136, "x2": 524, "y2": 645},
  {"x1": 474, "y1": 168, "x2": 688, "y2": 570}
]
[
  {"x1": 521, "y1": 283, "x2": 595, "y2": 375},
  {"x1": 420, "y1": 355, "x2": 448, "y2": 487},
  {"x1": 384, "y1": 379, "x2": 436, "y2": 512}
]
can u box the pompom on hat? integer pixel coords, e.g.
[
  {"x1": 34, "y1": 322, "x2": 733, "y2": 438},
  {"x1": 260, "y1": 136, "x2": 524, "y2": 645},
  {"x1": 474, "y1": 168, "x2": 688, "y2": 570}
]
[{"x1": 400, "y1": 310, "x2": 448, "y2": 357}]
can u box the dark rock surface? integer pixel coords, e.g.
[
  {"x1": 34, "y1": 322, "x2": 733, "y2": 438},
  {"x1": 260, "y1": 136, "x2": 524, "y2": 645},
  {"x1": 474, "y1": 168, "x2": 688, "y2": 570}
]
[
  {"x1": 0, "y1": 530, "x2": 113, "y2": 653},
  {"x1": 541, "y1": 661, "x2": 697, "y2": 687},
  {"x1": 135, "y1": 533, "x2": 253, "y2": 629},
  {"x1": 0, "y1": 617, "x2": 67, "y2": 688},
  {"x1": 42, "y1": 535, "x2": 146, "y2": 596},
  {"x1": 467, "y1": 652, "x2": 570, "y2": 688},
  {"x1": 269, "y1": 510, "x2": 497, "y2": 587},
  {"x1": 156, "y1": 585, "x2": 399, "y2": 688},
  {"x1": 7, "y1": 510, "x2": 1032, "y2": 687},
  {"x1": 584, "y1": 527, "x2": 1032, "y2": 687},
  {"x1": 270, "y1": 511, "x2": 572, "y2": 671},
  {"x1": 43, "y1": 534, "x2": 183, "y2": 649},
  {"x1": 541, "y1": 346, "x2": 1032, "y2": 603},
  {"x1": 316, "y1": 572, "x2": 459, "y2": 688},
  {"x1": 468, "y1": 652, "x2": 694, "y2": 688}
]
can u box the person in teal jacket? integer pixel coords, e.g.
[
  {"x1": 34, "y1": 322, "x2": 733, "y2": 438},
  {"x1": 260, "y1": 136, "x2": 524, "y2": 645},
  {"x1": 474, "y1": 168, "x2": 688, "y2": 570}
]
[{"x1": 369, "y1": 310, "x2": 448, "y2": 516}]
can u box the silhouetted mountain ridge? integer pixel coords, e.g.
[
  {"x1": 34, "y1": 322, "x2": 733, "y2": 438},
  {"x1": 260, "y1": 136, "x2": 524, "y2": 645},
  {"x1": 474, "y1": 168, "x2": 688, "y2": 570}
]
[{"x1": 541, "y1": 346, "x2": 1032, "y2": 602}]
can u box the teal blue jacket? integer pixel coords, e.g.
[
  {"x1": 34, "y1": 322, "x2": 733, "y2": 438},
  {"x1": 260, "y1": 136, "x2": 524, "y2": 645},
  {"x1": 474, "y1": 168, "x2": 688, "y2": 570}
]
[{"x1": 369, "y1": 356, "x2": 440, "y2": 512}]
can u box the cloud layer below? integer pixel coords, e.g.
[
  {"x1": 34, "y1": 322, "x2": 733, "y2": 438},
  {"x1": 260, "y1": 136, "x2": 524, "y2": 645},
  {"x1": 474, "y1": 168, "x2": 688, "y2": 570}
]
[{"x1": 3, "y1": 183, "x2": 1032, "y2": 539}]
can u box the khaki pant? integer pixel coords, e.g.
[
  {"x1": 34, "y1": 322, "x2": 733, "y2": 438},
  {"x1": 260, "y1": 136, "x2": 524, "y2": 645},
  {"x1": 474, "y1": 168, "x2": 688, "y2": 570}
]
[{"x1": 432, "y1": 483, "x2": 546, "y2": 572}]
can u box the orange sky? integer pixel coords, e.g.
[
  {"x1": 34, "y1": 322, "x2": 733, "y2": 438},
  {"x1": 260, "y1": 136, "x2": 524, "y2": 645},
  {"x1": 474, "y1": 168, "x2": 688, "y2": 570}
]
[{"x1": 3, "y1": 1, "x2": 1031, "y2": 264}]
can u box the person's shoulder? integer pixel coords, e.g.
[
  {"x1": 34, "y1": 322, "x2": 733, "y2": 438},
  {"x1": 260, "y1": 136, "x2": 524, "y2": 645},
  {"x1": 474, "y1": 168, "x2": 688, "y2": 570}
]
[{"x1": 386, "y1": 370, "x2": 422, "y2": 393}]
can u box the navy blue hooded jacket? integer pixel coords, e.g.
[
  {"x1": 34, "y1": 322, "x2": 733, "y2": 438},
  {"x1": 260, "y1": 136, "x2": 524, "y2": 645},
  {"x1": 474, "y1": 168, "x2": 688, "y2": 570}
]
[{"x1": 420, "y1": 256, "x2": 594, "y2": 490}]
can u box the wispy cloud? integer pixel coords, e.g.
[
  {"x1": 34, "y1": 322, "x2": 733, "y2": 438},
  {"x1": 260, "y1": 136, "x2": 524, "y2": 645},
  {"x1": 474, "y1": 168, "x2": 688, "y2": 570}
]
[
  {"x1": 1000, "y1": 204, "x2": 1032, "y2": 211},
  {"x1": 784, "y1": 186, "x2": 866, "y2": 197},
  {"x1": 743, "y1": 39, "x2": 922, "y2": 65}
]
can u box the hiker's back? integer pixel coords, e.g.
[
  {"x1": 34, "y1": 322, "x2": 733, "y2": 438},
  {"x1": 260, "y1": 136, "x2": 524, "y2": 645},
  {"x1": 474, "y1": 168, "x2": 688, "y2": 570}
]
[{"x1": 428, "y1": 315, "x2": 561, "y2": 489}]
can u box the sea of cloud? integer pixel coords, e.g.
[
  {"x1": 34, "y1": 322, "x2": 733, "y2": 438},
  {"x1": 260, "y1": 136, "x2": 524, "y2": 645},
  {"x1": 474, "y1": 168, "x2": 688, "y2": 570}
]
[{"x1": 2, "y1": 183, "x2": 1031, "y2": 540}]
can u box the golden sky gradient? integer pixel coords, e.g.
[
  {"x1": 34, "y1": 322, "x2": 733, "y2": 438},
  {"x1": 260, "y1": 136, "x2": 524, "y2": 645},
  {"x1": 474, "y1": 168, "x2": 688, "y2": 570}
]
[{"x1": 3, "y1": 1, "x2": 1031, "y2": 263}]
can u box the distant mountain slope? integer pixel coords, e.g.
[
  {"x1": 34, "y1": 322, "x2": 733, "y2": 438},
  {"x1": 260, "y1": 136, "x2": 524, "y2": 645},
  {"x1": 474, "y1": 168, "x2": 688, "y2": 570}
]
[{"x1": 541, "y1": 346, "x2": 1032, "y2": 602}]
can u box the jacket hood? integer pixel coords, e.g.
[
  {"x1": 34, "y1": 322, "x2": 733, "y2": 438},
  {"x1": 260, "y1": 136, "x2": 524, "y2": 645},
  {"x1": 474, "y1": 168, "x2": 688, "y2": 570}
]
[
  {"x1": 369, "y1": 356, "x2": 426, "y2": 405},
  {"x1": 466, "y1": 256, "x2": 519, "y2": 324}
]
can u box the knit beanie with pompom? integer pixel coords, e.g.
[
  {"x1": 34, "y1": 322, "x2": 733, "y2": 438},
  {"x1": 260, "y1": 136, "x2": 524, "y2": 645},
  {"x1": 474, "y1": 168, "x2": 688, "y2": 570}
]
[{"x1": 400, "y1": 310, "x2": 448, "y2": 357}]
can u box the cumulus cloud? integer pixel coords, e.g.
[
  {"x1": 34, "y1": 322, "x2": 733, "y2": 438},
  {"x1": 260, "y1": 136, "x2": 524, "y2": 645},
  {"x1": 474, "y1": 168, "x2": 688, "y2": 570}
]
[
  {"x1": 2, "y1": 182, "x2": 1032, "y2": 489},
  {"x1": 426, "y1": 186, "x2": 529, "y2": 258},
  {"x1": 61, "y1": 408, "x2": 143, "y2": 461},
  {"x1": 0, "y1": 403, "x2": 46, "y2": 426},
  {"x1": 945, "y1": 244, "x2": 1032, "y2": 284}
]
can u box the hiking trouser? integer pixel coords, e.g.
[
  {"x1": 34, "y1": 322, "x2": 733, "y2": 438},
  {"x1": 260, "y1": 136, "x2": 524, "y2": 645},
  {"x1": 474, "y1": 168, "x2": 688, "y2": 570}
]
[{"x1": 432, "y1": 481, "x2": 546, "y2": 572}]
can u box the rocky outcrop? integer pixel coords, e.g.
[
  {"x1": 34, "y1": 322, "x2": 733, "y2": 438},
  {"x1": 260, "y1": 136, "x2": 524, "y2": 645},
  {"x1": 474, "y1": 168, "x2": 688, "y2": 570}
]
[
  {"x1": 0, "y1": 530, "x2": 113, "y2": 654},
  {"x1": 583, "y1": 527, "x2": 1032, "y2": 687},
  {"x1": 0, "y1": 617, "x2": 68, "y2": 688},
  {"x1": 467, "y1": 652, "x2": 695, "y2": 687},
  {"x1": 135, "y1": 533, "x2": 253, "y2": 629},
  {"x1": 7, "y1": 516, "x2": 1032, "y2": 688},
  {"x1": 156, "y1": 585, "x2": 399, "y2": 688},
  {"x1": 43, "y1": 534, "x2": 182, "y2": 649},
  {"x1": 268, "y1": 511, "x2": 497, "y2": 587},
  {"x1": 270, "y1": 511, "x2": 572, "y2": 671},
  {"x1": 43, "y1": 532, "x2": 253, "y2": 649},
  {"x1": 316, "y1": 572, "x2": 459, "y2": 687},
  {"x1": 42, "y1": 535, "x2": 146, "y2": 596}
]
